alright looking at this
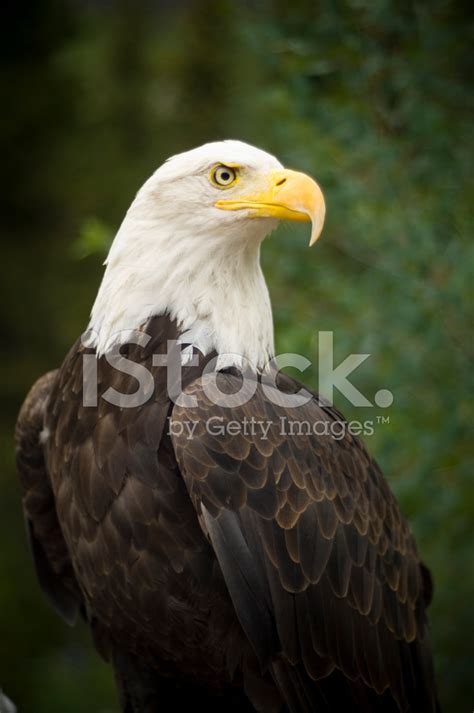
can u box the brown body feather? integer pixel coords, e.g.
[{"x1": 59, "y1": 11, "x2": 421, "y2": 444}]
[{"x1": 15, "y1": 316, "x2": 439, "y2": 712}]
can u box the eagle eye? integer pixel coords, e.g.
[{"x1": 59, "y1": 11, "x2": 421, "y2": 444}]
[{"x1": 210, "y1": 164, "x2": 238, "y2": 188}]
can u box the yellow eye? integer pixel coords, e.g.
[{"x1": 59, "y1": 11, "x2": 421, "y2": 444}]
[{"x1": 210, "y1": 164, "x2": 238, "y2": 188}]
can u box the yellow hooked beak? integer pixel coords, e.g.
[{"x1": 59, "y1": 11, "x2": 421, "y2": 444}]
[{"x1": 215, "y1": 169, "x2": 325, "y2": 246}]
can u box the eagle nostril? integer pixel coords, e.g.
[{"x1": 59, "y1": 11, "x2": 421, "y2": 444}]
[{"x1": 275, "y1": 177, "x2": 287, "y2": 187}]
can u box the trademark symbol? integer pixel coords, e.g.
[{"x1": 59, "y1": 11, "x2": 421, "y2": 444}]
[{"x1": 376, "y1": 415, "x2": 390, "y2": 425}]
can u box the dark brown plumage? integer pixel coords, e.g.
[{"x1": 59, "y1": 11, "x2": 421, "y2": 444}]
[{"x1": 15, "y1": 315, "x2": 439, "y2": 712}]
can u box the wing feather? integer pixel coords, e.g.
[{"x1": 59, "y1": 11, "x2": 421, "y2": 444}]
[
  {"x1": 171, "y1": 372, "x2": 439, "y2": 712},
  {"x1": 15, "y1": 370, "x2": 81, "y2": 625}
]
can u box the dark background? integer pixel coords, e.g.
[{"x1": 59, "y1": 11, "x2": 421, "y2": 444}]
[{"x1": 1, "y1": 1, "x2": 472, "y2": 711}]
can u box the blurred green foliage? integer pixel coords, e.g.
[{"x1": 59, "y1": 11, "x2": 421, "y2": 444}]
[{"x1": 1, "y1": 1, "x2": 472, "y2": 711}]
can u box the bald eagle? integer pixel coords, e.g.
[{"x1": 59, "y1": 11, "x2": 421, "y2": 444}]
[{"x1": 16, "y1": 141, "x2": 439, "y2": 712}]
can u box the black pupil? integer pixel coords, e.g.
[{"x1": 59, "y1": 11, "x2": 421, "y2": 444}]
[{"x1": 220, "y1": 171, "x2": 230, "y2": 182}]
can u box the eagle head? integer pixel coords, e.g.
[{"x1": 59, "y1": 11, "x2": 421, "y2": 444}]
[{"x1": 89, "y1": 140, "x2": 325, "y2": 368}]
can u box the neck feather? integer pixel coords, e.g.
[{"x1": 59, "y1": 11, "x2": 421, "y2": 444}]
[{"x1": 88, "y1": 217, "x2": 275, "y2": 370}]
